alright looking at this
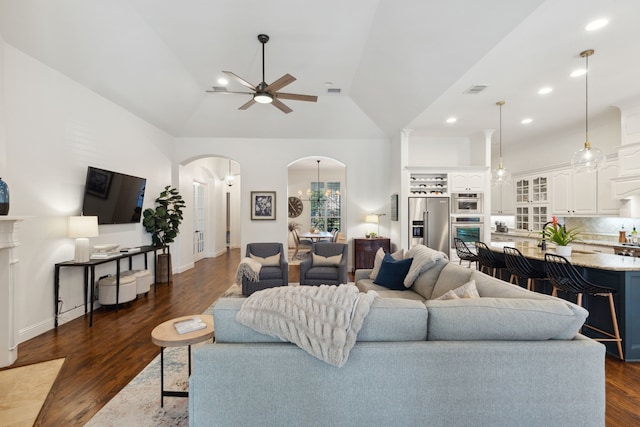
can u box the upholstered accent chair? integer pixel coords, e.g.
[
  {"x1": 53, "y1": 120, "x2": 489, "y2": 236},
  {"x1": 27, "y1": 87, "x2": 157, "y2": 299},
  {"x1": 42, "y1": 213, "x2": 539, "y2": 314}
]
[
  {"x1": 242, "y1": 243, "x2": 288, "y2": 296},
  {"x1": 300, "y1": 242, "x2": 348, "y2": 286}
]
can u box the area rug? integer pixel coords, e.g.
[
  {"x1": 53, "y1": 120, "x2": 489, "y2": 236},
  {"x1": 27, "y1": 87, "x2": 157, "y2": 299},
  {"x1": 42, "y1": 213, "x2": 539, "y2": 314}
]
[
  {"x1": 0, "y1": 357, "x2": 65, "y2": 427},
  {"x1": 85, "y1": 299, "x2": 221, "y2": 427}
]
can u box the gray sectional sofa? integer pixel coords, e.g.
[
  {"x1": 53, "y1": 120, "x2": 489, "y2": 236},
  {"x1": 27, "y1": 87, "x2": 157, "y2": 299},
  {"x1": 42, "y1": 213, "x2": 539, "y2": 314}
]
[{"x1": 189, "y1": 257, "x2": 605, "y2": 427}]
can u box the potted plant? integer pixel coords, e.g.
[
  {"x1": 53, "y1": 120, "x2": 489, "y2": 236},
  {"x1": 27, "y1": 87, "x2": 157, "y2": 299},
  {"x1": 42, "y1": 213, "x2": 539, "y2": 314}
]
[
  {"x1": 542, "y1": 216, "x2": 581, "y2": 256},
  {"x1": 143, "y1": 185, "x2": 185, "y2": 283}
]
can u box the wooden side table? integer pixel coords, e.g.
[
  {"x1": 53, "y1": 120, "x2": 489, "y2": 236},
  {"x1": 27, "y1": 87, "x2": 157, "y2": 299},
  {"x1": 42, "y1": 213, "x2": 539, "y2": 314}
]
[
  {"x1": 354, "y1": 238, "x2": 391, "y2": 270},
  {"x1": 151, "y1": 314, "x2": 215, "y2": 407}
]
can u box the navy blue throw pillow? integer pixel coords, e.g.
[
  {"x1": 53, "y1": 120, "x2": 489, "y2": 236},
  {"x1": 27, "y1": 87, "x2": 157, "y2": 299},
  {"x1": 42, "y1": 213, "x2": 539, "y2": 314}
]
[{"x1": 373, "y1": 253, "x2": 413, "y2": 290}]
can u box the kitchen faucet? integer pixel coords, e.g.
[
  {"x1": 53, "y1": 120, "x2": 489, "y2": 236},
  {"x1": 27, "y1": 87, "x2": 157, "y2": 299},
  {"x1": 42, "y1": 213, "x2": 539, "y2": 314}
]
[{"x1": 538, "y1": 221, "x2": 554, "y2": 251}]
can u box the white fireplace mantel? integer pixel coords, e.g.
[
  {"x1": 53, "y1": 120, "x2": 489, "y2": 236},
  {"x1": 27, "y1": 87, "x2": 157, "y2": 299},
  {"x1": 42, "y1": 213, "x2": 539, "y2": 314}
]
[{"x1": 0, "y1": 217, "x2": 24, "y2": 367}]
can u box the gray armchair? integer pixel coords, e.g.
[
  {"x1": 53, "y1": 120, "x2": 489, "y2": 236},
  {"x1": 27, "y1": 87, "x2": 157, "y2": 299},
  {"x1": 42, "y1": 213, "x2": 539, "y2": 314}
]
[
  {"x1": 242, "y1": 243, "x2": 288, "y2": 296},
  {"x1": 300, "y1": 242, "x2": 348, "y2": 286}
]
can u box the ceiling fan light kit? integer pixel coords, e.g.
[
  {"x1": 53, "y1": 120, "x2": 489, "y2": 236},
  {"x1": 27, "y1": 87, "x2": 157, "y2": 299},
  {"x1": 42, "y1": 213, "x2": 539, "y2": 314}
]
[
  {"x1": 571, "y1": 49, "x2": 605, "y2": 173},
  {"x1": 206, "y1": 34, "x2": 317, "y2": 113}
]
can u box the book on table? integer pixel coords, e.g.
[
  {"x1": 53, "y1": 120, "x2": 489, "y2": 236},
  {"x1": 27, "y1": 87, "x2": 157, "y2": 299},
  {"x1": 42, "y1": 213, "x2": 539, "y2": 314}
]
[{"x1": 173, "y1": 317, "x2": 207, "y2": 335}]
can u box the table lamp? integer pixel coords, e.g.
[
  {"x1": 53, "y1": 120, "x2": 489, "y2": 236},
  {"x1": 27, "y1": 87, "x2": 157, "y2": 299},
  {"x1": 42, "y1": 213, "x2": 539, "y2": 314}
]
[
  {"x1": 69, "y1": 216, "x2": 99, "y2": 262},
  {"x1": 365, "y1": 214, "x2": 379, "y2": 237}
]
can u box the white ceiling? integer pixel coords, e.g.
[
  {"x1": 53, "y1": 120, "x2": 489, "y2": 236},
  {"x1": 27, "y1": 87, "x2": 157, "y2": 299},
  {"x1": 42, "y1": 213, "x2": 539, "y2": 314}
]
[{"x1": 0, "y1": 0, "x2": 638, "y2": 148}]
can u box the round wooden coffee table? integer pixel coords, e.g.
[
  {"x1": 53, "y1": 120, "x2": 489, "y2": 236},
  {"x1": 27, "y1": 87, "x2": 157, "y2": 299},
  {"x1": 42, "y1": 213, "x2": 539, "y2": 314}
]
[{"x1": 151, "y1": 314, "x2": 214, "y2": 407}]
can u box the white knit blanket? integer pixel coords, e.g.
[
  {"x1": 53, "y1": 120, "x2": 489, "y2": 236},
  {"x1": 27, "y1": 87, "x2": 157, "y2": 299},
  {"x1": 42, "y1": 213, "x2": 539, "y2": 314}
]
[
  {"x1": 235, "y1": 257, "x2": 261, "y2": 284},
  {"x1": 236, "y1": 285, "x2": 378, "y2": 367}
]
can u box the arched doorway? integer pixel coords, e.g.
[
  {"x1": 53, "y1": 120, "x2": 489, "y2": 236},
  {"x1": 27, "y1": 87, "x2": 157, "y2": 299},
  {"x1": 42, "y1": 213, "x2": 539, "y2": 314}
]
[{"x1": 287, "y1": 156, "x2": 345, "y2": 264}]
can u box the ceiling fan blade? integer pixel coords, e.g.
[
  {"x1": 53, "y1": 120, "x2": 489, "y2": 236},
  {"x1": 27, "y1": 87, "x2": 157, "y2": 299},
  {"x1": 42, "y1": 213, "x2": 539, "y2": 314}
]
[
  {"x1": 206, "y1": 89, "x2": 254, "y2": 95},
  {"x1": 266, "y1": 74, "x2": 296, "y2": 92},
  {"x1": 276, "y1": 92, "x2": 318, "y2": 102},
  {"x1": 272, "y1": 98, "x2": 293, "y2": 114},
  {"x1": 238, "y1": 98, "x2": 257, "y2": 110},
  {"x1": 222, "y1": 71, "x2": 257, "y2": 91}
]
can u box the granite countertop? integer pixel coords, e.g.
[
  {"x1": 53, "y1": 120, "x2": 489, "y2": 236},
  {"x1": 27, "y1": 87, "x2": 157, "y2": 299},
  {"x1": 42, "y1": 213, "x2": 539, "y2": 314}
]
[
  {"x1": 489, "y1": 241, "x2": 640, "y2": 272},
  {"x1": 491, "y1": 230, "x2": 631, "y2": 250}
]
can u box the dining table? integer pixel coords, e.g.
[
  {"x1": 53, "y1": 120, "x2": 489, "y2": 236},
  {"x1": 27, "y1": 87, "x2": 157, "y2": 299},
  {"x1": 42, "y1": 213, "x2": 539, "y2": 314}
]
[{"x1": 300, "y1": 231, "x2": 333, "y2": 242}]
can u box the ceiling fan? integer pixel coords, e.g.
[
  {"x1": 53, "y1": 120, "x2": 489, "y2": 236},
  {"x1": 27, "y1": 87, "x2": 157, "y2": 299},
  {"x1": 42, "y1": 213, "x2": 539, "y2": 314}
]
[{"x1": 207, "y1": 34, "x2": 318, "y2": 114}]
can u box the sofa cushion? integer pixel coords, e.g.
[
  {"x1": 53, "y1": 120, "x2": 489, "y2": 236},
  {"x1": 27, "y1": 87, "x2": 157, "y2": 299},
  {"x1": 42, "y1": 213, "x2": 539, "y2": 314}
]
[
  {"x1": 433, "y1": 280, "x2": 479, "y2": 300},
  {"x1": 369, "y1": 247, "x2": 404, "y2": 280},
  {"x1": 250, "y1": 252, "x2": 280, "y2": 267},
  {"x1": 312, "y1": 252, "x2": 342, "y2": 267},
  {"x1": 355, "y1": 279, "x2": 425, "y2": 301},
  {"x1": 430, "y1": 263, "x2": 474, "y2": 299},
  {"x1": 403, "y1": 245, "x2": 448, "y2": 288},
  {"x1": 373, "y1": 254, "x2": 413, "y2": 290},
  {"x1": 213, "y1": 296, "x2": 428, "y2": 343},
  {"x1": 409, "y1": 258, "x2": 448, "y2": 300},
  {"x1": 425, "y1": 297, "x2": 588, "y2": 341}
]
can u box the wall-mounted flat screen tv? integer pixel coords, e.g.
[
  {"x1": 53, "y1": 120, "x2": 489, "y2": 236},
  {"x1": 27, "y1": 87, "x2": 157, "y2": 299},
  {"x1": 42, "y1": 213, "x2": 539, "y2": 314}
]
[{"x1": 82, "y1": 166, "x2": 147, "y2": 224}]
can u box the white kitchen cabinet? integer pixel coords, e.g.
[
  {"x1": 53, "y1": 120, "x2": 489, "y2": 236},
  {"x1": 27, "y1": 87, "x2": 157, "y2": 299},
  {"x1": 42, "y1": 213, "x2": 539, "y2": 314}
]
[
  {"x1": 450, "y1": 172, "x2": 484, "y2": 192},
  {"x1": 597, "y1": 160, "x2": 620, "y2": 215},
  {"x1": 491, "y1": 181, "x2": 514, "y2": 214},
  {"x1": 550, "y1": 168, "x2": 596, "y2": 215},
  {"x1": 514, "y1": 175, "x2": 549, "y2": 231}
]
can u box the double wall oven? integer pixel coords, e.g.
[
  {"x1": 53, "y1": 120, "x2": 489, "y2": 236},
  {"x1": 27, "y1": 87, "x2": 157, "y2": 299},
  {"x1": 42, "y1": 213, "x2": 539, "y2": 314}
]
[{"x1": 451, "y1": 215, "x2": 484, "y2": 248}]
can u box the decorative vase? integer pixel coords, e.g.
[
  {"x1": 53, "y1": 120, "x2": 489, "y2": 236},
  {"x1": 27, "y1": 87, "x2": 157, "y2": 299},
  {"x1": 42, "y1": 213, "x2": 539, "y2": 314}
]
[
  {"x1": 0, "y1": 177, "x2": 8, "y2": 215},
  {"x1": 555, "y1": 245, "x2": 572, "y2": 256}
]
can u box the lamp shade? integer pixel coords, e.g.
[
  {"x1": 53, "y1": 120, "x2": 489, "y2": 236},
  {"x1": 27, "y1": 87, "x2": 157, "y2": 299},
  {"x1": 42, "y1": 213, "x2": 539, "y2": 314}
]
[
  {"x1": 68, "y1": 216, "x2": 99, "y2": 238},
  {"x1": 365, "y1": 215, "x2": 379, "y2": 224}
]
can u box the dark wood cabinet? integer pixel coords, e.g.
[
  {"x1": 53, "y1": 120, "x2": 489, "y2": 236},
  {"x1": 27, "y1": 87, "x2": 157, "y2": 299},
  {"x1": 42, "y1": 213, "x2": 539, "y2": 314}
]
[{"x1": 354, "y1": 238, "x2": 391, "y2": 270}]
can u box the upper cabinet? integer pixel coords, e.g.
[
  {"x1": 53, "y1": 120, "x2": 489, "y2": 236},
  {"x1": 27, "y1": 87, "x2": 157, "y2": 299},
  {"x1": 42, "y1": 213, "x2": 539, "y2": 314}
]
[
  {"x1": 550, "y1": 161, "x2": 618, "y2": 216},
  {"x1": 491, "y1": 181, "x2": 514, "y2": 215},
  {"x1": 515, "y1": 175, "x2": 548, "y2": 204},
  {"x1": 450, "y1": 172, "x2": 484, "y2": 192},
  {"x1": 597, "y1": 160, "x2": 620, "y2": 215}
]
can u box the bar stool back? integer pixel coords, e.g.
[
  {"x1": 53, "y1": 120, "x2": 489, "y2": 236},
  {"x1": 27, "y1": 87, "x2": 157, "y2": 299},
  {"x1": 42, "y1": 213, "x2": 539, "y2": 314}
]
[
  {"x1": 475, "y1": 241, "x2": 507, "y2": 280},
  {"x1": 453, "y1": 238, "x2": 478, "y2": 268},
  {"x1": 503, "y1": 246, "x2": 548, "y2": 292},
  {"x1": 544, "y1": 253, "x2": 623, "y2": 360}
]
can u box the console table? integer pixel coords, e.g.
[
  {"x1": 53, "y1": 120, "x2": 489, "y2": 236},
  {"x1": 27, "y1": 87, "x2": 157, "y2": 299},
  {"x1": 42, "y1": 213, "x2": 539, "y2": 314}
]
[
  {"x1": 354, "y1": 238, "x2": 391, "y2": 270},
  {"x1": 54, "y1": 245, "x2": 167, "y2": 327}
]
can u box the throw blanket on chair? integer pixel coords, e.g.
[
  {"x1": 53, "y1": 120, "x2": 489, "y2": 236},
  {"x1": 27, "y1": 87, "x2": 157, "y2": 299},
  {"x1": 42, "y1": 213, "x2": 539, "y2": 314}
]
[
  {"x1": 235, "y1": 257, "x2": 262, "y2": 285},
  {"x1": 236, "y1": 284, "x2": 378, "y2": 367},
  {"x1": 403, "y1": 245, "x2": 449, "y2": 287}
]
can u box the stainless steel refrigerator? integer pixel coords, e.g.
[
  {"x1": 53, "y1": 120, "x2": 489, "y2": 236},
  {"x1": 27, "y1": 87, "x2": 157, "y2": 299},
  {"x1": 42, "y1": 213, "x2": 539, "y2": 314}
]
[{"x1": 408, "y1": 197, "x2": 450, "y2": 256}]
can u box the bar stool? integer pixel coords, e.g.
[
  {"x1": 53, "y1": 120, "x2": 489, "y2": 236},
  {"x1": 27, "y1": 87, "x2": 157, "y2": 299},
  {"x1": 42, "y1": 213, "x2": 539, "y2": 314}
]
[
  {"x1": 503, "y1": 246, "x2": 548, "y2": 292},
  {"x1": 475, "y1": 241, "x2": 507, "y2": 280},
  {"x1": 453, "y1": 238, "x2": 479, "y2": 269},
  {"x1": 544, "y1": 253, "x2": 623, "y2": 360}
]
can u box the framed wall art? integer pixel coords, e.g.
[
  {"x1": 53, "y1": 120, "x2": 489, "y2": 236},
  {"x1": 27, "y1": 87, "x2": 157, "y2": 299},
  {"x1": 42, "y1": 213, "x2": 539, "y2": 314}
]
[{"x1": 251, "y1": 191, "x2": 276, "y2": 220}]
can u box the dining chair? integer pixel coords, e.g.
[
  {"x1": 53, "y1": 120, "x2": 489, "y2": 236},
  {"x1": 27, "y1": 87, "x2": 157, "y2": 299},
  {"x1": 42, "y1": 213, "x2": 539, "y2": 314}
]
[{"x1": 291, "y1": 229, "x2": 312, "y2": 260}]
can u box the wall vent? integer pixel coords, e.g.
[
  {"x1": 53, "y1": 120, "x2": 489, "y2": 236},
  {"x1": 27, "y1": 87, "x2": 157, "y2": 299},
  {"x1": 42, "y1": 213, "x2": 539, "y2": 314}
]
[
  {"x1": 464, "y1": 85, "x2": 488, "y2": 94},
  {"x1": 327, "y1": 88, "x2": 341, "y2": 94}
]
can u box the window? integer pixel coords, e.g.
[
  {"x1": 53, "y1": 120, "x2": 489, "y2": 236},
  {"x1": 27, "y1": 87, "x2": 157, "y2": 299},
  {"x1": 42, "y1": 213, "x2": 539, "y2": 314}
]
[{"x1": 310, "y1": 181, "x2": 341, "y2": 231}]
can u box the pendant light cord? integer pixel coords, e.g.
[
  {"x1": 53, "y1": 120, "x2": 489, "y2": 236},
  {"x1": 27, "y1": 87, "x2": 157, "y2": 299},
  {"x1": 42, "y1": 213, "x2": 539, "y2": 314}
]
[{"x1": 585, "y1": 52, "x2": 589, "y2": 143}]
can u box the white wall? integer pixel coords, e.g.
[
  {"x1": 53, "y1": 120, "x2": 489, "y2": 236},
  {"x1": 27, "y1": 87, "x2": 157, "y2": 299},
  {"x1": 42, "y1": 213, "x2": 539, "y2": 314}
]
[
  {"x1": 2, "y1": 42, "x2": 174, "y2": 341},
  {"x1": 175, "y1": 137, "x2": 391, "y2": 269},
  {"x1": 496, "y1": 107, "x2": 621, "y2": 174}
]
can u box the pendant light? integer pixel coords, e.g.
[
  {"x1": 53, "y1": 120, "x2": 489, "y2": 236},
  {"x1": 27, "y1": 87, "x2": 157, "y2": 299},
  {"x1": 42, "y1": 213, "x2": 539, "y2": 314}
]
[
  {"x1": 491, "y1": 101, "x2": 511, "y2": 185},
  {"x1": 571, "y1": 49, "x2": 604, "y2": 173},
  {"x1": 224, "y1": 159, "x2": 235, "y2": 187}
]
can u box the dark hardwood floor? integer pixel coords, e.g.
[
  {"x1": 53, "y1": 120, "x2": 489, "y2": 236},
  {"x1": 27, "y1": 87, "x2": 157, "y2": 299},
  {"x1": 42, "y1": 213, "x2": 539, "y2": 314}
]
[{"x1": 4, "y1": 248, "x2": 640, "y2": 426}]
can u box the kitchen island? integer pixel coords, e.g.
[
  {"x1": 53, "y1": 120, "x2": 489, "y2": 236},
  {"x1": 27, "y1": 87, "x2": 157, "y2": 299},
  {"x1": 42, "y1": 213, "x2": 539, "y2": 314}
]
[{"x1": 490, "y1": 241, "x2": 640, "y2": 361}]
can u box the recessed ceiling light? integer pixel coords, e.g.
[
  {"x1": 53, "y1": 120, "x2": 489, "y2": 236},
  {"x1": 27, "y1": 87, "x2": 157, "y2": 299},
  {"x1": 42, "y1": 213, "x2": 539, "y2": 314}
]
[
  {"x1": 446, "y1": 117, "x2": 457, "y2": 124},
  {"x1": 217, "y1": 77, "x2": 229, "y2": 85},
  {"x1": 521, "y1": 118, "x2": 533, "y2": 124},
  {"x1": 586, "y1": 18, "x2": 608, "y2": 31},
  {"x1": 571, "y1": 68, "x2": 587, "y2": 78},
  {"x1": 538, "y1": 87, "x2": 553, "y2": 95}
]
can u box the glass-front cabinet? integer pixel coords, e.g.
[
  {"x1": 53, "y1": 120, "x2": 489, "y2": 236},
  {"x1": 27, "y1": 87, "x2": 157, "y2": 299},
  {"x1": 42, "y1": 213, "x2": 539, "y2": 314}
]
[{"x1": 514, "y1": 175, "x2": 549, "y2": 232}]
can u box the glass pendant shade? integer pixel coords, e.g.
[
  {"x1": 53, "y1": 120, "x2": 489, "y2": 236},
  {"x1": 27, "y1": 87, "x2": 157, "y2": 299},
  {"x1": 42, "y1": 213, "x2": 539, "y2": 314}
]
[
  {"x1": 491, "y1": 161, "x2": 512, "y2": 186},
  {"x1": 571, "y1": 141, "x2": 604, "y2": 173}
]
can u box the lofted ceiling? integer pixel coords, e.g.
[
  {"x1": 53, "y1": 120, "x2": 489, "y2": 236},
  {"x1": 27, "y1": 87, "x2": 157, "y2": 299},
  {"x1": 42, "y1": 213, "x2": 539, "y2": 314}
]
[{"x1": 0, "y1": 0, "x2": 638, "y2": 148}]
